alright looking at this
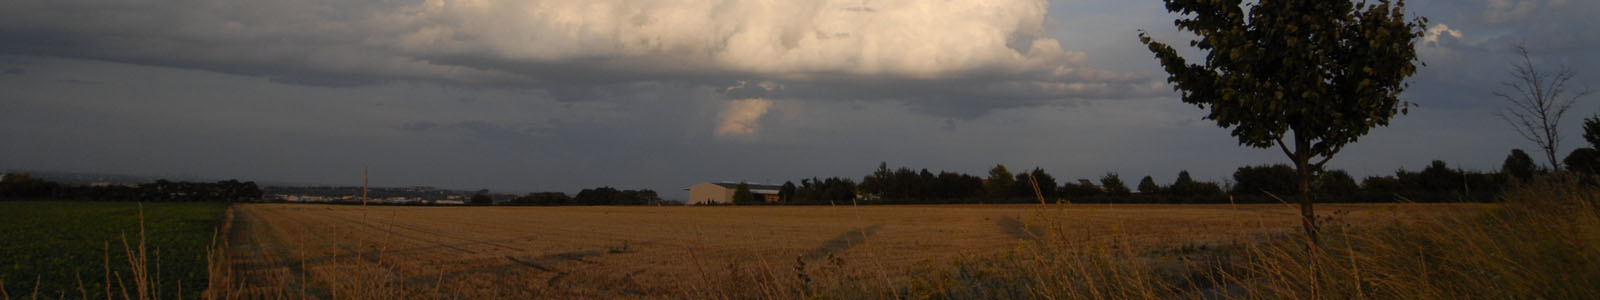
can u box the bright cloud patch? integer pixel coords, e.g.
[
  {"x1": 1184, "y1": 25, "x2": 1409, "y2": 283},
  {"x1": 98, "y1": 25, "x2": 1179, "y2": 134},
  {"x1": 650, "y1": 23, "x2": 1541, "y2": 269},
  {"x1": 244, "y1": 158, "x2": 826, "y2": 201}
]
[
  {"x1": 0, "y1": 0, "x2": 1157, "y2": 116},
  {"x1": 716, "y1": 98, "x2": 774, "y2": 137},
  {"x1": 1424, "y1": 23, "x2": 1464, "y2": 45}
]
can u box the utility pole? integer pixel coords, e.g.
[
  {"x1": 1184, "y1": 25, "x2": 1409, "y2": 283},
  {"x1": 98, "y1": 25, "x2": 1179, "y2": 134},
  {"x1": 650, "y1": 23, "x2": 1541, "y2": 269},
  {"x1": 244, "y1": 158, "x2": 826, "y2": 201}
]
[{"x1": 363, "y1": 164, "x2": 369, "y2": 206}]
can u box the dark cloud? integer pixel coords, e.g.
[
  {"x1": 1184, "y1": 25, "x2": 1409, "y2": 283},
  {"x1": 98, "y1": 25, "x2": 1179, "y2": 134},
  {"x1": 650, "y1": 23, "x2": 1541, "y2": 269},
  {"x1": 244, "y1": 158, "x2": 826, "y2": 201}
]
[
  {"x1": 0, "y1": 0, "x2": 1159, "y2": 119},
  {"x1": 400, "y1": 122, "x2": 440, "y2": 131},
  {"x1": 56, "y1": 79, "x2": 101, "y2": 85}
]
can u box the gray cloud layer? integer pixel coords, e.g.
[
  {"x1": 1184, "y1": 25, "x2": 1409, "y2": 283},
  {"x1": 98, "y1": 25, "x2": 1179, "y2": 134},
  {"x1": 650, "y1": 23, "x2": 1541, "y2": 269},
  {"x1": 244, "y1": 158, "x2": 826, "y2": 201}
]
[
  {"x1": 2, "y1": 0, "x2": 1597, "y2": 199},
  {"x1": 0, "y1": 0, "x2": 1158, "y2": 117}
]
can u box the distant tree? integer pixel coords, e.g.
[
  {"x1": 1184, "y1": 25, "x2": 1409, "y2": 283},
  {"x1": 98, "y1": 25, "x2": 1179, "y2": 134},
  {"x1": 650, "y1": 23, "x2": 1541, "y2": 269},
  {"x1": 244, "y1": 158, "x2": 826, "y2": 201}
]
[
  {"x1": 1585, "y1": 115, "x2": 1600, "y2": 148},
  {"x1": 1565, "y1": 148, "x2": 1600, "y2": 175},
  {"x1": 1418, "y1": 161, "x2": 1464, "y2": 191},
  {"x1": 732, "y1": 182, "x2": 754, "y2": 204},
  {"x1": 1170, "y1": 171, "x2": 1224, "y2": 198},
  {"x1": 1565, "y1": 116, "x2": 1600, "y2": 175},
  {"x1": 1171, "y1": 171, "x2": 1196, "y2": 195},
  {"x1": 860, "y1": 162, "x2": 892, "y2": 198},
  {"x1": 470, "y1": 189, "x2": 493, "y2": 205},
  {"x1": 1137, "y1": 176, "x2": 1161, "y2": 194},
  {"x1": 985, "y1": 165, "x2": 1015, "y2": 200},
  {"x1": 634, "y1": 189, "x2": 662, "y2": 205},
  {"x1": 1140, "y1": 0, "x2": 1426, "y2": 243},
  {"x1": 1496, "y1": 43, "x2": 1593, "y2": 171},
  {"x1": 779, "y1": 181, "x2": 797, "y2": 202},
  {"x1": 1100, "y1": 173, "x2": 1132, "y2": 197},
  {"x1": 1062, "y1": 179, "x2": 1103, "y2": 198},
  {"x1": 1316, "y1": 170, "x2": 1360, "y2": 197},
  {"x1": 575, "y1": 187, "x2": 623, "y2": 205},
  {"x1": 1231, "y1": 165, "x2": 1299, "y2": 197},
  {"x1": 1503, "y1": 148, "x2": 1539, "y2": 180},
  {"x1": 0, "y1": 172, "x2": 58, "y2": 199},
  {"x1": 1361, "y1": 176, "x2": 1403, "y2": 192},
  {"x1": 510, "y1": 192, "x2": 571, "y2": 205},
  {"x1": 1013, "y1": 168, "x2": 1057, "y2": 200}
]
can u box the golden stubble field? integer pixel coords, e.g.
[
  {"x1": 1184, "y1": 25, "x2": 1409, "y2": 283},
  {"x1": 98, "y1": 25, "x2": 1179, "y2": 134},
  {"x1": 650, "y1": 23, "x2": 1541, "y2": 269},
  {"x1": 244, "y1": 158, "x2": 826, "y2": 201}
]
[{"x1": 222, "y1": 202, "x2": 1485, "y2": 298}]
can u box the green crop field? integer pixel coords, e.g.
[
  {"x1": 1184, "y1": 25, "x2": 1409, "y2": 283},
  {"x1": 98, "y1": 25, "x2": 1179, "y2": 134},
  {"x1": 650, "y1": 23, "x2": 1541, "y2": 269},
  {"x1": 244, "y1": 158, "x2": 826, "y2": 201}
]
[{"x1": 0, "y1": 201, "x2": 228, "y2": 299}]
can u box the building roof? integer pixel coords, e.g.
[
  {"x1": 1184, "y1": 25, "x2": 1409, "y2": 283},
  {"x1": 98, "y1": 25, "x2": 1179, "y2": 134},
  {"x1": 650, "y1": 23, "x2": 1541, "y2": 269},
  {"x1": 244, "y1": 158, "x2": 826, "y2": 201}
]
[
  {"x1": 684, "y1": 182, "x2": 785, "y2": 194},
  {"x1": 709, "y1": 182, "x2": 784, "y2": 190}
]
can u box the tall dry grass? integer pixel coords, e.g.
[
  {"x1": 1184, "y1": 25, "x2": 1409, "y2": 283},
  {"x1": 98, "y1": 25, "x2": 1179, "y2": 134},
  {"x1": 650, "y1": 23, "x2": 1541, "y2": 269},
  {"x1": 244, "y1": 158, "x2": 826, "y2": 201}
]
[
  {"x1": 48, "y1": 178, "x2": 1582, "y2": 299},
  {"x1": 680, "y1": 176, "x2": 1599, "y2": 299}
]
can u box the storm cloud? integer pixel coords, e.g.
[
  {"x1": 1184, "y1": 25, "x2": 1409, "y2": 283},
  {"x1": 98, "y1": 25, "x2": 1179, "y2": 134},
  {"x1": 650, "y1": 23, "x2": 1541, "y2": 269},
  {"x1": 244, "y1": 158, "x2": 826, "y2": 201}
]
[
  {"x1": 0, "y1": 0, "x2": 1155, "y2": 117},
  {"x1": 1, "y1": 0, "x2": 1597, "y2": 199}
]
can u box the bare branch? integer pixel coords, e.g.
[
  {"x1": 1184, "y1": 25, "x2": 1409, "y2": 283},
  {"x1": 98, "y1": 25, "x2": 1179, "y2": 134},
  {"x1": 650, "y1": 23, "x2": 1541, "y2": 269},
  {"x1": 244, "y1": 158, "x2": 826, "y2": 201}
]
[{"x1": 1495, "y1": 41, "x2": 1589, "y2": 171}]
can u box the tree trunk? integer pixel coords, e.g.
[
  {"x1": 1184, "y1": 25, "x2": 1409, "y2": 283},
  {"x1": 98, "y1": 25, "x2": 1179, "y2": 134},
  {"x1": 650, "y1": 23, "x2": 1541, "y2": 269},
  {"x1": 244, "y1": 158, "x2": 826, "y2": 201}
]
[
  {"x1": 1546, "y1": 146, "x2": 1561, "y2": 173},
  {"x1": 1295, "y1": 137, "x2": 1320, "y2": 246}
]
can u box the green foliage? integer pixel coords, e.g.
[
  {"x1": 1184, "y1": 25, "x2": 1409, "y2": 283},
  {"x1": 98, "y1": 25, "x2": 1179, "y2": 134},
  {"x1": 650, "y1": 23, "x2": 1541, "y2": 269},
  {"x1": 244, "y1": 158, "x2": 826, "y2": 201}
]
[
  {"x1": 508, "y1": 192, "x2": 572, "y2": 205},
  {"x1": 0, "y1": 172, "x2": 58, "y2": 199},
  {"x1": 1231, "y1": 164, "x2": 1299, "y2": 196},
  {"x1": 779, "y1": 181, "x2": 797, "y2": 202},
  {"x1": 732, "y1": 182, "x2": 755, "y2": 204},
  {"x1": 1585, "y1": 115, "x2": 1600, "y2": 149},
  {"x1": 1099, "y1": 173, "x2": 1132, "y2": 197},
  {"x1": 1418, "y1": 160, "x2": 1464, "y2": 191},
  {"x1": 1168, "y1": 170, "x2": 1224, "y2": 197},
  {"x1": 1140, "y1": 0, "x2": 1426, "y2": 241},
  {"x1": 1567, "y1": 117, "x2": 1600, "y2": 175},
  {"x1": 792, "y1": 177, "x2": 856, "y2": 203},
  {"x1": 860, "y1": 163, "x2": 986, "y2": 201},
  {"x1": 1503, "y1": 148, "x2": 1539, "y2": 180},
  {"x1": 469, "y1": 189, "x2": 493, "y2": 205},
  {"x1": 1137, "y1": 176, "x2": 1161, "y2": 194},
  {"x1": 985, "y1": 165, "x2": 1015, "y2": 199},
  {"x1": 570, "y1": 187, "x2": 661, "y2": 205},
  {"x1": 1565, "y1": 148, "x2": 1600, "y2": 175},
  {"x1": 1317, "y1": 169, "x2": 1360, "y2": 196},
  {"x1": 1013, "y1": 168, "x2": 1057, "y2": 200},
  {"x1": 1138, "y1": 0, "x2": 1425, "y2": 158},
  {"x1": 0, "y1": 201, "x2": 228, "y2": 300}
]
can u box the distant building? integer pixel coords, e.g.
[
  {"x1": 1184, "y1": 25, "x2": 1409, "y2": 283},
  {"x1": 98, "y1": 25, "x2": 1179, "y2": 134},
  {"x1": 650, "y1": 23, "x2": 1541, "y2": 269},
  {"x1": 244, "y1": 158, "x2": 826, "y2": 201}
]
[{"x1": 685, "y1": 182, "x2": 782, "y2": 205}]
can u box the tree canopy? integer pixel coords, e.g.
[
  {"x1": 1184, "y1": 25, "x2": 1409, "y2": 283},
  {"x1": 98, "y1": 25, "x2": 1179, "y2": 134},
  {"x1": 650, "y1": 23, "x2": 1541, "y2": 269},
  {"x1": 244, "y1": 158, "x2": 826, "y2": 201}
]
[{"x1": 1139, "y1": 0, "x2": 1427, "y2": 244}]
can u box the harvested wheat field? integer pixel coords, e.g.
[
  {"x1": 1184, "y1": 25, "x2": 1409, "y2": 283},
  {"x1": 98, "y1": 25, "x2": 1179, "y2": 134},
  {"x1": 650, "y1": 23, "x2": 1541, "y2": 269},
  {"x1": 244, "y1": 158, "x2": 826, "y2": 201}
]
[{"x1": 219, "y1": 203, "x2": 1484, "y2": 299}]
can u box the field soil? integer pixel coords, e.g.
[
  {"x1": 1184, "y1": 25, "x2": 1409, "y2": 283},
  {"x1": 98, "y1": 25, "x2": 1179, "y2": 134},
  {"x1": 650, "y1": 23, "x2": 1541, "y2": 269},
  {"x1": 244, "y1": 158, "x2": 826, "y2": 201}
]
[{"x1": 224, "y1": 203, "x2": 1483, "y2": 298}]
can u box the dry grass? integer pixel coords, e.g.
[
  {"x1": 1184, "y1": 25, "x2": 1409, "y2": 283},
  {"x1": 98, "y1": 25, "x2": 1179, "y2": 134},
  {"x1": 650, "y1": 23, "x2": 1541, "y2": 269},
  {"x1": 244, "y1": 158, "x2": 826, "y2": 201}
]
[{"x1": 212, "y1": 202, "x2": 1478, "y2": 299}]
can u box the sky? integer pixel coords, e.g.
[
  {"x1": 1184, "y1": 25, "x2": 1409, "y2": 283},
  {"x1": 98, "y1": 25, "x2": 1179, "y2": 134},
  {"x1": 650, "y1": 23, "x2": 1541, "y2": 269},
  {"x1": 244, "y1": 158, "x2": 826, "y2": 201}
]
[{"x1": 1, "y1": 0, "x2": 1596, "y2": 200}]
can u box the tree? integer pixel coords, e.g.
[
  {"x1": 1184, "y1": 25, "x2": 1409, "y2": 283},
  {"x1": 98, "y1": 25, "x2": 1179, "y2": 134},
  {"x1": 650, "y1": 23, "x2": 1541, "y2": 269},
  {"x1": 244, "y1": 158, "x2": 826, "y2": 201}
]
[
  {"x1": 1316, "y1": 170, "x2": 1360, "y2": 198},
  {"x1": 0, "y1": 172, "x2": 58, "y2": 199},
  {"x1": 1062, "y1": 179, "x2": 1103, "y2": 198},
  {"x1": 1231, "y1": 164, "x2": 1298, "y2": 197},
  {"x1": 1137, "y1": 176, "x2": 1161, "y2": 194},
  {"x1": 1503, "y1": 148, "x2": 1538, "y2": 181},
  {"x1": 1496, "y1": 43, "x2": 1593, "y2": 171},
  {"x1": 1170, "y1": 170, "x2": 1224, "y2": 198},
  {"x1": 1585, "y1": 115, "x2": 1600, "y2": 149},
  {"x1": 1014, "y1": 168, "x2": 1057, "y2": 200},
  {"x1": 470, "y1": 189, "x2": 493, "y2": 205},
  {"x1": 1100, "y1": 173, "x2": 1132, "y2": 197},
  {"x1": 1418, "y1": 160, "x2": 1463, "y2": 192},
  {"x1": 985, "y1": 164, "x2": 1015, "y2": 200},
  {"x1": 1139, "y1": 0, "x2": 1427, "y2": 244},
  {"x1": 732, "y1": 182, "x2": 754, "y2": 204},
  {"x1": 779, "y1": 181, "x2": 797, "y2": 202},
  {"x1": 1565, "y1": 148, "x2": 1600, "y2": 175},
  {"x1": 1565, "y1": 116, "x2": 1600, "y2": 175}
]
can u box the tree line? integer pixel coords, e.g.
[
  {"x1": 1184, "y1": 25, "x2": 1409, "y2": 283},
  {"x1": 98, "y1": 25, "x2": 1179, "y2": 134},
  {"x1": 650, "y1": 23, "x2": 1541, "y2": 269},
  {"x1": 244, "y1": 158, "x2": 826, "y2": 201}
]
[
  {"x1": 736, "y1": 156, "x2": 1535, "y2": 205},
  {"x1": 502, "y1": 187, "x2": 664, "y2": 206},
  {"x1": 0, "y1": 173, "x2": 262, "y2": 202}
]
